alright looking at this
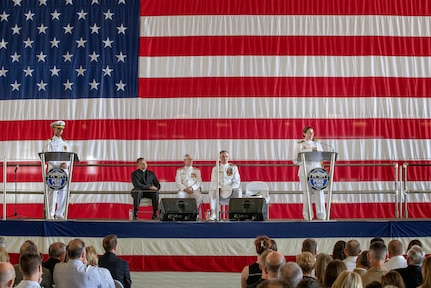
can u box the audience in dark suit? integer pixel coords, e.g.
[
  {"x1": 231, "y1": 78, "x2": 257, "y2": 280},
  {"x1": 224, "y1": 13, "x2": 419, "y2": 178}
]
[
  {"x1": 98, "y1": 234, "x2": 132, "y2": 288},
  {"x1": 42, "y1": 242, "x2": 66, "y2": 284}
]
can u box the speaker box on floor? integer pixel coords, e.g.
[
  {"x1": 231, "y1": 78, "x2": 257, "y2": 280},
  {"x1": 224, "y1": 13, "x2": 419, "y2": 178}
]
[
  {"x1": 159, "y1": 198, "x2": 198, "y2": 221},
  {"x1": 228, "y1": 198, "x2": 267, "y2": 221}
]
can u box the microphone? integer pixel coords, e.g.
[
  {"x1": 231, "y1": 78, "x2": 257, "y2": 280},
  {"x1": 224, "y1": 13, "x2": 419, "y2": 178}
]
[
  {"x1": 14, "y1": 164, "x2": 19, "y2": 173},
  {"x1": 317, "y1": 141, "x2": 335, "y2": 152}
]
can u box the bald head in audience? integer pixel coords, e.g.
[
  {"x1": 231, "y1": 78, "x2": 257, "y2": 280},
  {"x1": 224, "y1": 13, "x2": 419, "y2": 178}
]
[
  {"x1": 0, "y1": 262, "x2": 15, "y2": 288},
  {"x1": 265, "y1": 251, "x2": 286, "y2": 280}
]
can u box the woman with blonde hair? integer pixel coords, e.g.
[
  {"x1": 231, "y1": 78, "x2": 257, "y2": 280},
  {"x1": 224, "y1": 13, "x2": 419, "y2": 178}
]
[
  {"x1": 331, "y1": 271, "x2": 362, "y2": 288},
  {"x1": 315, "y1": 253, "x2": 332, "y2": 285},
  {"x1": 0, "y1": 247, "x2": 9, "y2": 262},
  {"x1": 85, "y1": 245, "x2": 99, "y2": 266},
  {"x1": 296, "y1": 252, "x2": 316, "y2": 279},
  {"x1": 419, "y1": 256, "x2": 431, "y2": 288}
]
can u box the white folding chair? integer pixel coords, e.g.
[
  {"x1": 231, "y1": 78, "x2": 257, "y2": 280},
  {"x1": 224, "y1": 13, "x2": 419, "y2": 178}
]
[{"x1": 245, "y1": 181, "x2": 270, "y2": 219}]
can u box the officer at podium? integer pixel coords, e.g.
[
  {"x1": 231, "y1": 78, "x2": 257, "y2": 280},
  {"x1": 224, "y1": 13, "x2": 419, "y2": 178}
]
[
  {"x1": 43, "y1": 120, "x2": 69, "y2": 219},
  {"x1": 293, "y1": 126, "x2": 326, "y2": 221}
]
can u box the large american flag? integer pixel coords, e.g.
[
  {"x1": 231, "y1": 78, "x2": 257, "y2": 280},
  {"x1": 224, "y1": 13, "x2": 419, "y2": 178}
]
[{"x1": 1, "y1": 0, "x2": 431, "y2": 220}]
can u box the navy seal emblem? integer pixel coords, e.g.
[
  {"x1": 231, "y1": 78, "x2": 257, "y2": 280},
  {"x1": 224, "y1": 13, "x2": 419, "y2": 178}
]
[
  {"x1": 307, "y1": 167, "x2": 329, "y2": 191},
  {"x1": 47, "y1": 168, "x2": 68, "y2": 190}
]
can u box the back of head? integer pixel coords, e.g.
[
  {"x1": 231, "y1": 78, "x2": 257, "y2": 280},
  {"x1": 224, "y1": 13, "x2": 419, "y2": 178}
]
[
  {"x1": 296, "y1": 252, "x2": 315, "y2": 274},
  {"x1": 387, "y1": 240, "x2": 403, "y2": 257},
  {"x1": 381, "y1": 271, "x2": 406, "y2": 288},
  {"x1": 0, "y1": 247, "x2": 10, "y2": 263},
  {"x1": 407, "y1": 239, "x2": 422, "y2": 251},
  {"x1": 302, "y1": 238, "x2": 317, "y2": 255},
  {"x1": 67, "y1": 239, "x2": 85, "y2": 260},
  {"x1": 357, "y1": 250, "x2": 371, "y2": 269},
  {"x1": 0, "y1": 262, "x2": 15, "y2": 288},
  {"x1": 19, "y1": 253, "x2": 41, "y2": 277},
  {"x1": 278, "y1": 262, "x2": 303, "y2": 288},
  {"x1": 406, "y1": 245, "x2": 425, "y2": 266},
  {"x1": 315, "y1": 253, "x2": 332, "y2": 283},
  {"x1": 265, "y1": 251, "x2": 286, "y2": 276},
  {"x1": 85, "y1": 246, "x2": 98, "y2": 266},
  {"x1": 296, "y1": 277, "x2": 321, "y2": 288},
  {"x1": 364, "y1": 281, "x2": 383, "y2": 288},
  {"x1": 103, "y1": 234, "x2": 118, "y2": 253},
  {"x1": 421, "y1": 256, "x2": 431, "y2": 287},
  {"x1": 19, "y1": 240, "x2": 39, "y2": 256},
  {"x1": 332, "y1": 240, "x2": 346, "y2": 260},
  {"x1": 331, "y1": 271, "x2": 362, "y2": 288},
  {"x1": 254, "y1": 235, "x2": 272, "y2": 255},
  {"x1": 345, "y1": 239, "x2": 361, "y2": 257},
  {"x1": 256, "y1": 279, "x2": 291, "y2": 288},
  {"x1": 322, "y1": 259, "x2": 347, "y2": 288},
  {"x1": 368, "y1": 241, "x2": 387, "y2": 262},
  {"x1": 48, "y1": 242, "x2": 66, "y2": 259},
  {"x1": 0, "y1": 237, "x2": 6, "y2": 248},
  {"x1": 370, "y1": 237, "x2": 385, "y2": 245}
]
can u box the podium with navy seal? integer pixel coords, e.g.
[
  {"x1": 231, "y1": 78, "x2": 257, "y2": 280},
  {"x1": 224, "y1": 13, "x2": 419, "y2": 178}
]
[
  {"x1": 39, "y1": 120, "x2": 79, "y2": 220},
  {"x1": 298, "y1": 151, "x2": 338, "y2": 221}
]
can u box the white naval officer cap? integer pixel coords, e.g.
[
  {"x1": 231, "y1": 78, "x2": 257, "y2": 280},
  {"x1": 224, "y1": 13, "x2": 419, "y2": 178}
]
[{"x1": 50, "y1": 120, "x2": 66, "y2": 129}]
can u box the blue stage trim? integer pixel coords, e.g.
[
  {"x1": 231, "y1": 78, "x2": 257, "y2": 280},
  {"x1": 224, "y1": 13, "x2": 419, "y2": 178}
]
[{"x1": 1, "y1": 220, "x2": 431, "y2": 239}]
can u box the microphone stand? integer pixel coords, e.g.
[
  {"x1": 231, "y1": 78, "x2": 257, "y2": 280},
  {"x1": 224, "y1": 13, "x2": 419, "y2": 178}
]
[{"x1": 9, "y1": 165, "x2": 27, "y2": 219}]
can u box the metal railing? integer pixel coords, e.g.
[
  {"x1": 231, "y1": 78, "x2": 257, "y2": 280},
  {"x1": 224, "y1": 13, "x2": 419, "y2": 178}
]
[
  {"x1": 2, "y1": 158, "x2": 401, "y2": 219},
  {"x1": 401, "y1": 163, "x2": 431, "y2": 218}
]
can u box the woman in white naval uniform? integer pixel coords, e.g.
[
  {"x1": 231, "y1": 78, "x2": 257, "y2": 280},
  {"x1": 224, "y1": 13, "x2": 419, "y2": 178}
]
[
  {"x1": 43, "y1": 120, "x2": 69, "y2": 220},
  {"x1": 208, "y1": 150, "x2": 241, "y2": 220},
  {"x1": 176, "y1": 154, "x2": 203, "y2": 205},
  {"x1": 293, "y1": 126, "x2": 326, "y2": 221}
]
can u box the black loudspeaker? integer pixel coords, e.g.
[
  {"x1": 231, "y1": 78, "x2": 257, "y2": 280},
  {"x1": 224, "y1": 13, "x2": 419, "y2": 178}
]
[
  {"x1": 228, "y1": 198, "x2": 267, "y2": 221},
  {"x1": 159, "y1": 198, "x2": 198, "y2": 221}
]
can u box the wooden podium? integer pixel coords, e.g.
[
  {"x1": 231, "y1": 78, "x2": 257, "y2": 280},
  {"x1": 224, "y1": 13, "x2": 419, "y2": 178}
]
[
  {"x1": 298, "y1": 151, "x2": 338, "y2": 220},
  {"x1": 39, "y1": 152, "x2": 79, "y2": 219}
]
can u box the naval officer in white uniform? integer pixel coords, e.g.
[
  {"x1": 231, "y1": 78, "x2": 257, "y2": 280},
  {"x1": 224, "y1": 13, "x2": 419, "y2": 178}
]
[{"x1": 176, "y1": 154, "x2": 203, "y2": 205}]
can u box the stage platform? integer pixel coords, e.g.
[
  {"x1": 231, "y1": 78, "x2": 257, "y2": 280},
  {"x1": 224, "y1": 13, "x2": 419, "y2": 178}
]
[{"x1": 2, "y1": 219, "x2": 430, "y2": 288}]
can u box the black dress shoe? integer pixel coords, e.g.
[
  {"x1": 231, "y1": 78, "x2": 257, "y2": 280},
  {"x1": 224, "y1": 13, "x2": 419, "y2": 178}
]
[
  {"x1": 151, "y1": 215, "x2": 160, "y2": 220},
  {"x1": 133, "y1": 216, "x2": 138, "y2": 220}
]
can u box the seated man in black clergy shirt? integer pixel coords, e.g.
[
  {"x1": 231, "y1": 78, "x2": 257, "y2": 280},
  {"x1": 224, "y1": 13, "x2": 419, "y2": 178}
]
[{"x1": 131, "y1": 157, "x2": 161, "y2": 220}]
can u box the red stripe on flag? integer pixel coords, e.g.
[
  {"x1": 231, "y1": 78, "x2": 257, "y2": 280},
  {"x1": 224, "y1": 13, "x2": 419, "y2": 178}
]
[
  {"x1": 1, "y1": 119, "x2": 430, "y2": 141},
  {"x1": 3, "y1": 160, "x2": 431, "y2": 182},
  {"x1": 138, "y1": 77, "x2": 431, "y2": 98},
  {"x1": 140, "y1": 36, "x2": 431, "y2": 57},
  {"x1": 140, "y1": 0, "x2": 431, "y2": 16}
]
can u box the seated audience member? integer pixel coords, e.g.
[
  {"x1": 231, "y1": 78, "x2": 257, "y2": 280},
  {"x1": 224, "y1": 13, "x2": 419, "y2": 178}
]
[
  {"x1": 406, "y1": 239, "x2": 422, "y2": 252},
  {"x1": 302, "y1": 239, "x2": 318, "y2": 256},
  {"x1": 381, "y1": 270, "x2": 406, "y2": 288},
  {"x1": 361, "y1": 241, "x2": 388, "y2": 287},
  {"x1": 332, "y1": 240, "x2": 346, "y2": 261},
  {"x1": 0, "y1": 262, "x2": 15, "y2": 288},
  {"x1": 264, "y1": 251, "x2": 286, "y2": 280},
  {"x1": 395, "y1": 245, "x2": 424, "y2": 288},
  {"x1": 0, "y1": 237, "x2": 6, "y2": 248},
  {"x1": 14, "y1": 254, "x2": 42, "y2": 288},
  {"x1": 208, "y1": 150, "x2": 241, "y2": 220},
  {"x1": 314, "y1": 253, "x2": 332, "y2": 285},
  {"x1": 353, "y1": 250, "x2": 370, "y2": 276},
  {"x1": 241, "y1": 236, "x2": 273, "y2": 288},
  {"x1": 131, "y1": 158, "x2": 161, "y2": 220},
  {"x1": 384, "y1": 240, "x2": 407, "y2": 271},
  {"x1": 331, "y1": 270, "x2": 363, "y2": 288},
  {"x1": 42, "y1": 242, "x2": 66, "y2": 284},
  {"x1": 54, "y1": 239, "x2": 115, "y2": 288},
  {"x1": 85, "y1": 246, "x2": 99, "y2": 266},
  {"x1": 278, "y1": 262, "x2": 303, "y2": 288},
  {"x1": 0, "y1": 248, "x2": 9, "y2": 263},
  {"x1": 98, "y1": 234, "x2": 132, "y2": 288},
  {"x1": 370, "y1": 237, "x2": 385, "y2": 245},
  {"x1": 296, "y1": 252, "x2": 315, "y2": 279},
  {"x1": 248, "y1": 250, "x2": 275, "y2": 288},
  {"x1": 364, "y1": 281, "x2": 382, "y2": 288},
  {"x1": 176, "y1": 154, "x2": 203, "y2": 204},
  {"x1": 256, "y1": 279, "x2": 290, "y2": 288},
  {"x1": 14, "y1": 241, "x2": 52, "y2": 288},
  {"x1": 296, "y1": 277, "x2": 321, "y2": 288},
  {"x1": 419, "y1": 256, "x2": 431, "y2": 288},
  {"x1": 322, "y1": 259, "x2": 347, "y2": 288},
  {"x1": 343, "y1": 239, "x2": 361, "y2": 271}
]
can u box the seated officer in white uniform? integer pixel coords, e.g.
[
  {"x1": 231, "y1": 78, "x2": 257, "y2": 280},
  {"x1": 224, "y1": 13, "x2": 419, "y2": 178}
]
[
  {"x1": 208, "y1": 150, "x2": 241, "y2": 220},
  {"x1": 176, "y1": 154, "x2": 203, "y2": 204},
  {"x1": 42, "y1": 120, "x2": 69, "y2": 220}
]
